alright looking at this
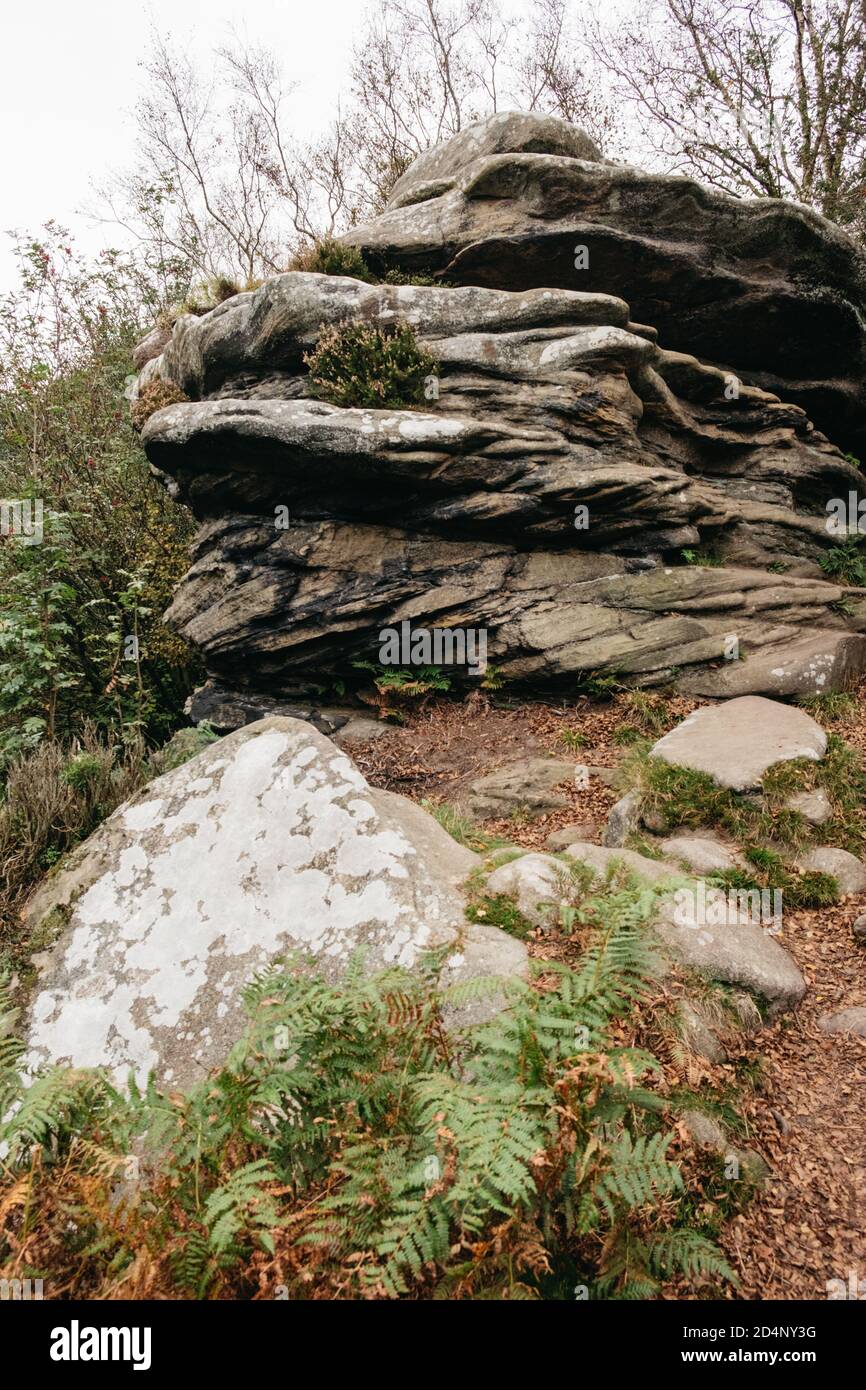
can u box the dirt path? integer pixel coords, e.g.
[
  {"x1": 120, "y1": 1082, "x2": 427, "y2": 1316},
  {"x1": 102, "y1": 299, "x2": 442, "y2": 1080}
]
[{"x1": 721, "y1": 899, "x2": 866, "y2": 1299}]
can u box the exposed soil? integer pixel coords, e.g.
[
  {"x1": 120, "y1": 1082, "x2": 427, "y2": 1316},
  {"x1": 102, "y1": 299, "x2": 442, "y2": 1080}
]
[
  {"x1": 345, "y1": 686, "x2": 866, "y2": 1301},
  {"x1": 720, "y1": 899, "x2": 866, "y2": 1299}
]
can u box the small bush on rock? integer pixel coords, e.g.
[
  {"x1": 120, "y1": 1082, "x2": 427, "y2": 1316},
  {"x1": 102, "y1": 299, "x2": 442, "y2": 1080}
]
[
  {"x1": 819, "y1": 537, "x2": 866, "y2": 586},
  {"x1": 288, "y1": 236, "x2": 376, "y2": 282},
  {"x1": 304, "y1": 320, "x2": 438, "y2": 409},
  {"x1": 130, "y1": 380, "x2": 190, "y2": 431}
]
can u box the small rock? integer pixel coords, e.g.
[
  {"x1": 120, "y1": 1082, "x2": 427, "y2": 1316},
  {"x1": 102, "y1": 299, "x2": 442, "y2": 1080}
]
[
  {"x1": 335, "y1": 716, "x2": 391, "y2": 743},
  {"x1": 654, "y1": 896, "x2": 806, "y2": 1013},
  {"x1": 679, "y1": 1002, "x2": 727, "y2": 1064},
  {"x1": 735, "y1": 1149, "x2": 772, "y2": 1185},
  {"x1": 464, "y1": 757, "x2": 576, "y2": 820},
  {"x1": 785, "y1": 789, "x2": 832, "y2": 825},
  {"x1": 660, "y1": 834, "x2": 746, "y2": 875},
  {"x1": 132, "y1": 323, "x2": 171, "y2": 371},
  {"x1": 562, "y1": 841, "x2": 681, "y2": 886},
  {"x1": 602, "y1": 791, "x2": 642, "y2": 847},
  {"x1": 818, "y1": 1007, "x2": 866, "y2": 1037},
  {"x1": 851, "y1": 912, "x2": 866, "y2": 943},
  {"x1": 796, "y1": 847, "x2": 866, "y2": 895},
  {"x1": 651, "y1": 696, "x2": 827, "y2": 791},
  {"x1": 587, "y1": 765, "x2": 619, "y2": 788},
  {"x1": 730, "y1": 992, "x2": 763, "y2": 1034},
  {"x1": 680, "y1": 1111, "x2": 769, "y2": 1183},
  {"x1": 485, "y1": 852, "x2": 563, "y2": 929},
  {"x1": 545, "y1": 821, "x2": 598, "y2": 850},
  {"x1": 682, "y1": 1108, "x2": 727, "y2": 1150}
]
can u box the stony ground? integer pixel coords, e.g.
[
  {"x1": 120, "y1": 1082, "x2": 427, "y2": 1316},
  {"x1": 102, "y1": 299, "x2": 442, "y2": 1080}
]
[{"x1": 347, "y1": 684, "x2": 866, "y2": 1302}]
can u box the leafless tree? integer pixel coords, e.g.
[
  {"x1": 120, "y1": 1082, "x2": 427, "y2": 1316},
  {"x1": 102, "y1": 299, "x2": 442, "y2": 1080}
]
[
  {"x1": 587, "y1": 0, "x2": 866, "y2": 238},
  {"x1": 104, "y1": 0, "x2": 866, "y2": 283},
  {"x1": 348, "y1": 0, "x2": 613, "y2": 209},
  {"x1": 96, "y1": 2, "x2": 612, "y2": 280},
  {"x1": 95, "y1": 32, "x2": 287, "y2": 284}
]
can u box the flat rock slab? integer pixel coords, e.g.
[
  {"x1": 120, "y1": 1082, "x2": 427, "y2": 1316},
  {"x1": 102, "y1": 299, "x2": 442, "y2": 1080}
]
[
  {"x1": 651, "y1": 696, "x2": 827, "y2": 791},
  {"x1": 22, "y1": 718, "x2": 526, "y2": 1089},
  {"x1": 463, "y1": 757, "x2": 576, "y2": 820},
  {"x1": 818, "y1": 1007, "x2": 866, "y2": 1037}
]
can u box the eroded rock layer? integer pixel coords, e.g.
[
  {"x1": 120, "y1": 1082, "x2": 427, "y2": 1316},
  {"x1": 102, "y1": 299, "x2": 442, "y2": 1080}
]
[
  {"x1": 137, "y1": 114, "x2": 866, "y2": 715},
  {"x1": 346, "y1": 111, "x2": 866, "y2": 459}
]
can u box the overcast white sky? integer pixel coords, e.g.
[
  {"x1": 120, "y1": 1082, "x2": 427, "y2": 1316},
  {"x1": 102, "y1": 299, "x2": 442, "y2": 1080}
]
[{"x1": 0, "y1": 0, "x2": 366, "y2": 288}]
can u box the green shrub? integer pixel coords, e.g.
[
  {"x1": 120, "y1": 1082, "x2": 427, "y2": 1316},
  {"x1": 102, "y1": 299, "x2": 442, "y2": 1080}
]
[
  {"x1": 423, "y1": 800, "x2": 511, "y2": 854},
  {"x1": 709, "y1": 857, "x2": 840, "y2": 910},
  {"x1": 619, "y1": 690, "x2": 674, "y2": 737},
  {"x1": 286, "y1": 240, "x2": 443, "y2": 288},
  {"x1": 0, "y1": 727, "x2": 149, "y2": 961},
  {"x1": 819, "y1": 537, "x2": 866, "y2": 586},
  {"x1": 148, "y1": 723, "x2": 219, "y2": 774},
  {"x1": 622, "y1": 734, "x2": 866, "y2": 857},
  {"x1": 559, "y1": 728, "x2": 588, "y2": 751},
  {"x1": 176, "y1": 274, "x2": 263, "y2": 317},
  {"x1": 350, "y1": 661, "x2": 452, "y2": 723},
  {"x1": 0, "y1": 230, "x2": 200, "y2": 763},
  {"x1": 465, "y1": 893, "x2": 534, "y2": 938},
  {"x1": 288, "y1": 236, "x2": 376, "y2": 282},
  {"x1": 0, "y1": 883, "x2": 735, "y2": 1300},
  {"x1": 304, "y1": 320, "x2": 438, "y2": 409},
  {"x1": 381, "y1": 267, "x2": 441, "y2": 287},
  {"x1": 797, "y1": 691, "x2": 858, "y2": 724},
  {"x1": 680, "y1": 547, "x2": 722, "y2": 567},
  {"x1": 574, "y1": 670, "x2": 623, "y2": 701}
]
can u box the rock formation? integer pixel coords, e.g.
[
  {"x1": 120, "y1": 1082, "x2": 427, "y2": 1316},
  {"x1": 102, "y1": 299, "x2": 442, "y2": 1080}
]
[
  {"x1": 347, "y1": 110, "x2": 866, "y2": 461},
  {"x1": 134, "y1": 111, "x2": 866, "y2": 722}
]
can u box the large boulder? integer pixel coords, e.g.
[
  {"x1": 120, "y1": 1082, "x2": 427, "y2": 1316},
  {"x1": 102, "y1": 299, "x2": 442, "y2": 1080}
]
[
  {"x1": 650, "y1": 696, "x2": 827, "y2": 791},
  {"x1": 132, "y1": 113, "x2": 866, "y2": 714},
  {"x1": 22, "y1": 719, "x2": 526, "y2": 1088}
]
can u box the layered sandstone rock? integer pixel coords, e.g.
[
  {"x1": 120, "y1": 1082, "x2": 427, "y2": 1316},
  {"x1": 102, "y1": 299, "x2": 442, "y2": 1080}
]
[{"x1": 134, "y1": 113, "x2": 866, "y2": 721}]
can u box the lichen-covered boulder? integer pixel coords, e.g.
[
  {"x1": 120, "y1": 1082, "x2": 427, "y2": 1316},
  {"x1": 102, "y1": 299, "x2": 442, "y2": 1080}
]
[{"x1": 22, "y1": 718, "x2": 526, "y2": 1088}]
